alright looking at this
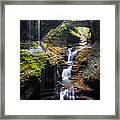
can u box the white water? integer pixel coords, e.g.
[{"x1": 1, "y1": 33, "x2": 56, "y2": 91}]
[
  {"x1": 60, "y1": 89, "x2": 68, "y2": 100},
  {"x1": 60, "y1": 86, "x2": 75, "y2": 100},
  {"x1": 66, "y1": 47, "x2": 78, "y2": 64},
  {"x1": 60, "y1": 47, "x2": 79, "y2": 100},
  {"x1": 70, "y1": 50, "x2": 78, "y2": 61},
  {"x1": 28, "y1": 20, "x2": 45, "y2": 54},
  {"x1": 67, "y1": 47, "x2": 73, "y2": 62},
  {"x1": 37, "y1": 20, "x2": 45, "y2": 53},
  {"x1": 62, "y1": 47, "x2": 78, "y2": 84},
  {"x1": 62, "y1": 66, "x2": 72, "y2": 84},
  {"x1": 60, "y1": 46, "x2": 88, "y2": 100}
]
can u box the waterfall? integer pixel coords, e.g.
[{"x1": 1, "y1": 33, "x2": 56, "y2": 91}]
[
  {"x1": 60, "y1": 87, "x2": 75, "y2": 100},
  {"x1": 28, "y1": 20, "x2": 45, "y2": 54},
  {"x1": 38, "y1": 20, "x2": 45, "y2": 53},
  {"x1": 70, "y1": 50, "x2": 78, "y2": 61},
  {"x1": 67, "y1": 47, "x2": 73, "y2": 62},
  {"x1": 67, "y1": 47, "x2": 78, "y2": 64},
  {"x1": 62, "y1": 66, "x2": 72, "y2": 84},
  {"x1": 60, "y1": 47, "x2": 76, "y2": 100},
  {"x1": 69, "y1": 86, "x2": 75, "y2": 100},
  {"x1": 60, "y1": 47, "x2": 81, "y2": 100},
  {"x1": 60, "y1": 57, "x2": 75, "y2": 100},
  {"x1": 60, "y1": 89, "x2": 68, "y2": 100}
]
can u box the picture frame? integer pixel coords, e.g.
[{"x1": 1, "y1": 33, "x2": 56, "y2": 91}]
[{"x1": 0, "y1": 0, "x2": 119, "y2": 119}]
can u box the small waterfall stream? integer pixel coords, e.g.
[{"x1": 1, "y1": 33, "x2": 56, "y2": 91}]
[
  {"x1": 60, "y1": 89, "x2": 68, "y2": 100},
  {"x1": 62, "y1": 66, "x2": 72, "y2": 84},
  {"x1": 59, "y1": 46, "x2": 87, "y2": 100},
  {"x1": 37, "y1": 20, "x2": 45, "y2": 53},
  {"x1": 28, "y1": 20, "x2": 45, "y2": 54},
  {"x1": 66, "y1": 48, "x2": 78, "y2": 64},
  {"x1": 60, "y1": 47, "x2": 78, "y2": 100},
  {"x1": 67, "y1": 47, "x2": 73, "y2": 63}
]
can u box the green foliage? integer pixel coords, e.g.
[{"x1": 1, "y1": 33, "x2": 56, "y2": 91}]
[
  {"x1": 69, "y1": 27, "x2": 91, "y2": 40},
  {"x1": 42, "y1": 20, "x2": 95, "y2": 47},
  {"x1": 20, "y1": 42, "x2": 30, "y2": 49},
  {"x1": 20, "y1": 41, "x2": 38, "y2": 49},
  {"x1": 44, "y1": 22, "x2": 71, "y2": 46},
  {"x1": 32, "y1": 41, "x2": 38, "y2": 49},
  {"x1": 41, "y1": 42, "x2": 47, "y2": 50},
  {"x1": 20, "y1": 50, "x2": 50, "y2": 83}
]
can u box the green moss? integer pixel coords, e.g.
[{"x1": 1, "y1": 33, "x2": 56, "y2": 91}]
[
  {"x1": 20, "y1": 42, "x2": 30, "y2": 49},
  {"x1": 42, "y1": 22, "x2": 71, "y2": 46},
  {"x1": 42, "y1": 21, "x2": 94, "y2": 47},
  {"x1": 32, "y1": 41, "x2": 38, "y2": 48},
  {"x1": 70, "y1": 27, "x2": 91, "y2": 41},
  {"x1": 42, "y1": 42, "x2": 47, "y2": 50},
  {"x1": 20, "y1": 50, "x2": 50, "y2": 84},
  {"x1": 20, "y1": 41, "x2": 38, "y2": 49}
]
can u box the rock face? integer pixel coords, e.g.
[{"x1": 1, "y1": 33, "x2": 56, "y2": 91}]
[
  {"x1": 75, "y1": 46, "x2": 100, "y2": 80},
  {"x1": 71, "y1": 47, "x2": 92, "y2": 80},
  {"x1": 56, "y1": 45, "x2": 100, "y2": 100},
  {"x1": 41, "y1": 20, "x2": 97, "y2": 65},
  {"x1": 70, "y1": 46, "x2": 100, "y2": 100},
  {"x1": 42, "y1": 20, "x2": 95, "y2": 47},
  {"x1": 82, "y1": 48, "x2": 100, "y2": 80},
  {"x1": 43, "y1": 44, "x2": 66, "y2": 65}
]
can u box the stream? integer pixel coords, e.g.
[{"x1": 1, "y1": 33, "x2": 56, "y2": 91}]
[
  {"x1": 25, "y1": 20, "x2": 86, "y2": 100},
  {"x1": 59, "y1": 46, "x2": 86, "y2": 100},
  {"x1": 59, "y1": 47, "x2": 78, "y2": 100}
]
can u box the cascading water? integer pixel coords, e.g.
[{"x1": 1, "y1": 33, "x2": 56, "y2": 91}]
[
  {"x1": 70, "y1": 50, "x2": 78, "y2": 61},
  {"x1": 60, "y1": 47, "x2": 79, "y2": 100},
  {"x1": 59, "y1": 46, "x2": 88, "y2": 100},
  {"x1": 66, "y1": 47, "x2": 78, "y2": 64},
  {"x1": 60, "y1": 89, "x2": 68, "y2": 100},
  {"x1": 67, "y1": 47, "x2": 73, "y2": 63},
  {"x1": 62, "y1": 66, "x2": 72, "y2": 84},
  {"x1": 28, "y1": 20, "x2": 45, "y2": 54},
  {"x1": 37, "y1": 20, "x2": 45, "y2": 53},
  {"x1": 67, "y1": 86, "x2": 75, "y2": 100},
  {"x1": 60, "y1": 86, "x2": 75, "y2": 100}
]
